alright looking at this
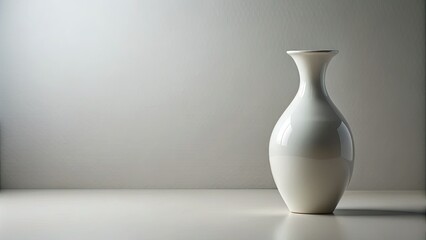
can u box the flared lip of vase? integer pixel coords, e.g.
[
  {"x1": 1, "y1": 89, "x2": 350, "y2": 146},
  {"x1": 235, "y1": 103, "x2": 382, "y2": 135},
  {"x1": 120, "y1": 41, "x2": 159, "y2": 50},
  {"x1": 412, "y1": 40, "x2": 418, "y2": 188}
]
[{"x1": 287, "y1": 49, "x2": 339, "y2": 55}]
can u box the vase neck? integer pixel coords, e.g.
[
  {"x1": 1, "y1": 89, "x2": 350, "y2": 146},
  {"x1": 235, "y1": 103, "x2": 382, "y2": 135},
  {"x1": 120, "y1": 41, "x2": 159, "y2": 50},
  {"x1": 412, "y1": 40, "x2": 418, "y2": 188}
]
[{"x1": 288, "y1": 50, "x2": 338, "y2": 99}]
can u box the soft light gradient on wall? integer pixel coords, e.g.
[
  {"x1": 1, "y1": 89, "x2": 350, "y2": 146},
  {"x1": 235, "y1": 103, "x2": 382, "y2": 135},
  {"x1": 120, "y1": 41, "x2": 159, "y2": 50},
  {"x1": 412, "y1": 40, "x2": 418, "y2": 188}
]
[{"x1": 0, "y1": 0, "x2": 424, "y2": 189}]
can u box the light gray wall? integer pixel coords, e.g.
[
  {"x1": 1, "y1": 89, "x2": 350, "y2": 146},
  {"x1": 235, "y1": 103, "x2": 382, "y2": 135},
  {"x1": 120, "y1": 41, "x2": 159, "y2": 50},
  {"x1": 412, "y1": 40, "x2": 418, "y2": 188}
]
[{"x1": 0, "y1": 0, "x2": 424, "y2": 189}]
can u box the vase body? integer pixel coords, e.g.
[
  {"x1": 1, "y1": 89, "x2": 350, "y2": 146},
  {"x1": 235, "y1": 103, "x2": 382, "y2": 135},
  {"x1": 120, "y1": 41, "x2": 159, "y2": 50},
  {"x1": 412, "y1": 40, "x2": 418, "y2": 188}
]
[{"x1": 269, "y1": 50, "x2": 354, "y2": 214}]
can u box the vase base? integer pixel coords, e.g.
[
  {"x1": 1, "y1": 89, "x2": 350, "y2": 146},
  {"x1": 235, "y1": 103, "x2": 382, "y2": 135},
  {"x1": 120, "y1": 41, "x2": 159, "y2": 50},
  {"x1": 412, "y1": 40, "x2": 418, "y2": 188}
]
[{"x1": 289, "y1": 210, "x2": 335, "y2": 215}]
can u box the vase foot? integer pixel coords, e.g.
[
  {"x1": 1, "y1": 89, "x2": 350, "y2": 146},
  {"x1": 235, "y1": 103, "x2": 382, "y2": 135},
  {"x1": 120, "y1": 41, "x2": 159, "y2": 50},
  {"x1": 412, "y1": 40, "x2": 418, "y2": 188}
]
[{"x1": 289, "y1": 210, "x2": 335, "y2": 215}]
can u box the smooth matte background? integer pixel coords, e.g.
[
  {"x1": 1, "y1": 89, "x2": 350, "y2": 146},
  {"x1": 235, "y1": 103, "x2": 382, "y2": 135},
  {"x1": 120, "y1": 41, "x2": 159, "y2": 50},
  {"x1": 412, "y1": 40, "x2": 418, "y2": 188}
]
[{"x1": 0, "y1": 0, "x2": 424, "y2": 189}]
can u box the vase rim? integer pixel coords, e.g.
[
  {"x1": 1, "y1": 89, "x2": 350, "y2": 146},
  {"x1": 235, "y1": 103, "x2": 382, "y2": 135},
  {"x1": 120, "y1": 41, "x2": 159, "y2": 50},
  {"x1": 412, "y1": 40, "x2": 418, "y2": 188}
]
[{"x1": 287, "y1": 50, "x2": 338, "y2": 54}]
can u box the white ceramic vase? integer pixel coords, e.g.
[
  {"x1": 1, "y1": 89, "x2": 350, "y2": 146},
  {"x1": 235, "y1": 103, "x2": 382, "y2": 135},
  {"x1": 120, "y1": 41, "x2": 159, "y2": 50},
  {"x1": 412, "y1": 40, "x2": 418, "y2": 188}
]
[{"x1": 269, "y1": 50, "x2": 354, "y2": 214}]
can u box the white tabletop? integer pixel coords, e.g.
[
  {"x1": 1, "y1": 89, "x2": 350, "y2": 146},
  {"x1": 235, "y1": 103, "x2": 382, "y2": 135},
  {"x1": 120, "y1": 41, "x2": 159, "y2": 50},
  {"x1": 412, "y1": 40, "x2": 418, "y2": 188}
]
[{"x1": 0, "y1": 190, "x2": 424, "y2": 240}]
